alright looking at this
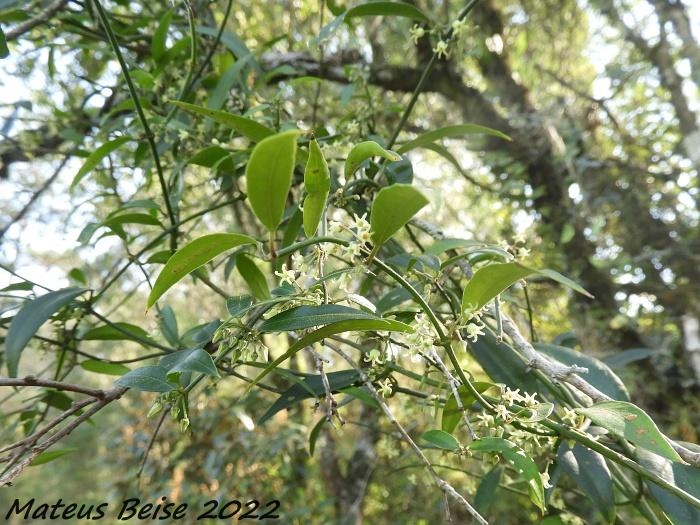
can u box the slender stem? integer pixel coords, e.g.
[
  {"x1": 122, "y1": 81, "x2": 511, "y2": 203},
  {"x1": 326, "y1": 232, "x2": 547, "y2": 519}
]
[{"x1": 91, "y1": 0, "x2": 178, "y2": 250}]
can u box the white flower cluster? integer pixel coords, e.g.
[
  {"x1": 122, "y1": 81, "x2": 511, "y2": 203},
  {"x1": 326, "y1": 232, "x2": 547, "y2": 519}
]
[{"x1": 328, "y1": 212, "x2": 372, "y2": 263}]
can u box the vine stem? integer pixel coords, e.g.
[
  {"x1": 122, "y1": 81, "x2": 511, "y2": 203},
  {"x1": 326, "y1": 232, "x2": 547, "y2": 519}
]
[
  {"x1": 91, "y1": 0, "x2": 178, "y2": 251},
  {"x1": 387, "y1": 0, "x2": 481, "y2": 148}
]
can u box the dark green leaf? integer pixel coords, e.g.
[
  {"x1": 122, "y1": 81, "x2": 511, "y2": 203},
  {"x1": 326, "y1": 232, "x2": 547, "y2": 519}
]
[
  {"x1": 236, "y1": 253, "x2": 270, "y2": 300},
  {"x1": 80, "y1": 359, "x2": 130, "y2": 376},
  {"x1": 345, "y1": 1, "x2": 429, "y2": 22},
  {"x1": 558, "y1": 443, "x2": 615, "y2": 524},
  {"x1": 474, "y1": 464, "x2": 504, "y2": 515},
  {"x1": 578, "y1": 401, "x2": 682, "y2": 462},
  {"x1": 461, "y1": 263, "x2": 532, "y2": 314},
  {"x1": 114, "y1": 365, "x2": 177, "y2": 392},
  {"x1": 0, "y1": 25, "x2": 9, "y2": 58},
  {"x1": 308, "y1": 417, "x2": 328, "y2": 457},
  {"x1": 0, "y1": 281, "x2": 33, "y2": 292},
  {"x1": 245, "y1": 129, "x2": 299, "y2": 231},
  {"x1": 370, "y1": 184, "x2": 428, "y2": 247},
  {"x1": 30, "y1": 448, "x2": 78, "y2": 466},
  {"x1": 81, "y1": 322, "x2": 157, "y2": 347},
  {"x1": 397, "y1": 123, "x2": 511, "y2": 153},
  {"x1": 303, "y1": 139, "x2": 330, "y2": 237},
  {"x1": 147, "y1": 233, "x2": 256, "y2": 308},
  {"x1": 603, "y1": 348, "x2": 655, "y2": 369},
  {"x1": 159, "y1": 305, "x2": 179, "y2": 347},
  {"x1": 421, "y1": 429, "x2": 460, "y2": 451},
  {"x1": 259, "y1": 369, "x2": 360, "y2": 424},
  {"x1": 226, "y1": 294, "x2": 255, "y2": 317},
  {"x1": 534, "y1": 343, "x2": 629, "y2": 401},
  {"x1": 151, "y1": 9, "x2": 173, "y2": 61},
  {"x1": 638, "y1": 449, "x2": 700, "y2": 524},
  {"x1": 470, "y1": 437, "x2": 545, "y2": 513},
  {"x1": 173, "y1": 101, "x2": 274, "y2": 142},
  {"x1": 71, "y1": 137, "x2": 131, "y2": 190},
  {"x1": 5, "y1": 287, "x2": 86, "y2": 377},
  {"x1": 259, "y1": 304, "x2": 382, "y2": 332},
  {"x1": 160, "y1": 347, "x2": 219, "y2": 378}
]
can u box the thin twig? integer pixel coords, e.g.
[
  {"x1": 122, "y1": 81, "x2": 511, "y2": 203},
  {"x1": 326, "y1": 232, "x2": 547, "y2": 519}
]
[
  {"x1": 0, "y1": 376, "x2": 108, "y2": 398},
  {"x1": 5, "y1": 0, "x2": 68, "y2": 41}
]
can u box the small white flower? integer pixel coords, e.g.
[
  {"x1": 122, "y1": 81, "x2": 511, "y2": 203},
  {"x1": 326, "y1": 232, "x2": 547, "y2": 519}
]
[
  {"x1": 433, "y1": 40, "x2": 450, "y2": 59},
  {"x1": 495, "y1": 404, "x2": 510, "y2": 420},
  {"x1": 409, "y1": 24, "x2": 426, "y2": 45},
  {"x1": 540, "y1": 470, "x2": 552, "y2": 489},
  {"x1": 466, "y1": 322, "x2": 485, "y2": 342},
  {"x1": 521, "y1": 392, "x2": 539, "y2": 407},
  {"x1": 365, "y1": 349, "x2": 384, "y2": 366},
  {"x1": 274, "y1": 263, "x2": 297, "y2": 286},
  {"x1": 377, "y1": 378, "x2": 393, "y2": 397},
  {"x1": 501, "y1": 387, "x2": 522, "y2": 406}
]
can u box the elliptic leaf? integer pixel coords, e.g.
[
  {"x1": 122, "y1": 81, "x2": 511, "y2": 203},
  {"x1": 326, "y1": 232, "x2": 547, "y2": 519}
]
[
  {"x1": 370, "y1": 183, "x2": 429, "y2": 247},
  {"x1": 259, "y1": 304, "x2": 383, "y2": 332},
  {"x1": 151, "y1": 9, "x2": 173, "y2": 61},
  {"x1": 236, "y1": 253, "x2": 270, "y2": 300},
  {"x1": 303, "y1": 139, "x2": 331, "y2": 237},
  {"x1": 71, "y1": 137, "x2": 131, "y2": 190},
  {"x1": 226, "y1": 294, "x2": 254, "y2": 317},
  {"x1": 81, "y1": 322, "x2": 156, "y2": 347},
  {"x1": 245, "y1": 129, "x2": 300, "y2": 231},
  {"x1": 5, "y1": 287, "x2": 86, "y2": 377},
  {"x1": 578, "y1": 401, "x2": 682, "y2": 462},
  {"x1": 30, "y1": 448, "x2": 78, "y2": 466},
  {"x1": 397, "y1": 123, "x2": 511, "y2": 154},
  {"x1": 114, "y1": 365, "x2": 177, "y2": 392},
  {"x1": 421, "y1": 429, "x2": 460, "y2": 451},
  {"x1": 146, "y1": 233, "x2": 256, "y2": 308},
  {"x1": 159, "y1": 347, "x2": 219, "y2": 378},
  {"x1": 344, "y1": 140, "x2": 401, "y2": 179},
  {"x1": 558, "y1": 443, "x2": 615, "y2": 523},
  {"x1": 474, "y1": 464, "x2": 504, "y2": 515},
  {"x1": 80, "y1": 359, "x2": 130, "y2": 376},
  {"x1": 461, "y1": 263, "x2": 533, "y2": 314},
  {"x1": 173, "y1": 101, "x2": 274, "y2": 142},
  {"x1": 470, "y1": 437, "x2": 545, "y2": 513},
  {"x1": 535, "y1": 343, "x2": 629, "y2": 401},
  {"x1": 0, "y1": 25, "x2": 9, "y2": 59},
  {"x1": 345, "y1": 1, "x2": 429, "y2": 21}
]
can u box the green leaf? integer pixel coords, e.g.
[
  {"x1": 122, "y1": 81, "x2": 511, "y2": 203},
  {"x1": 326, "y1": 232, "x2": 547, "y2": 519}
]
[
  {"x1": 0, "y1": 281, "x2": 33, "y2": 292},
  {"x1": 81, "y1": 322, "x2": 157, "y2": 347},
  {"x1": 474, "y1": 464, "x2": 504, "y2": 515},
  {"x1": 441, "y1": 382, "x2": 499, "y2": 433},
  {"x1": 259, "y1": 369, "x2": 360, "y2": 424},
  {"x1": 370, "y1": 184, "x2": 428, "y2": 247},
  {"x1": 308, "y1": 418, "x2": 328, "y2": 457},
  {"x1": 30, "y1": 448, "x2": 78, "y2": 466},
  {"x1": 172, "y1": 101, "x2": 274, "y2": 142},
  {"x1": 461, "y1": 263, "x2": 592, "y2": 315},
  {"x1": 397, "y1": 123, "x2": 511, "y2": 153},
  {"x1": 236, "y1": 253, "x2": 270, "y2": 300},
  {"x1": 80, "y1": 359, "x2": 130, "y2": 376},
  {"x1": 5, "y1": 287, "x2": 86, "y2": 377},
  {"x1": 638, "y1": 449, "x2": 700, "y2": 524},
  {"x1": 245, "y1": 129, "x2": 300, "y2": 231},
  {"x1": 146, "y1": 233, "x2": 256, "y2": 308},
  {"x1": 114, "y1": 365, "x2": 178, "y2": 392},
  {"x1": 345, "y1": 1, "x2": 429, "y2": 22},
  {"x1": 468, "y1": 331, "x2": 543, "y2": 397},
  {"x1": 344, "y1": 140, "x2": 401, "y2": 179},
  {"x1": 470, "y1": 437, "x2": 546, "y2": 513},
  {"x1": 259, "y1": 304, "x2": 383, "y2": 332},
  {"x1": 160, "y1": 347, "x2": 219, "y2": 378},
  {"x1": 226, "y1": 294, "x2": 254, "y2": 317},
  {"x1": 558, "y1": 443, "x2": 615, "y2": 524},
  {"x1": 534, "y1": 343, "x2": 629, "y2": 400},
  {"x1": 461, "y1": 263, "x2": 532, "y2": 314},
  {"x1": 151, "y1": 9, "x2": 173, "y2": 61},
  {"x1": 560, "y1": 223, "x2": 575, "y2": 244},
  {"x1": 158, "y1": 305, "x2": 179, "y2": 347},
  {"x1": 71, "y1": 137, "x2": 131, "y2": 190},
  {"x1": 578, "y1": 401, "x2": 682, "y2": 462},
  {"x1": 303, "y1": 139, "x2": 331, "y2": 237},
  {"x1": 603, "y1": 348, "x2": 655, "y2": 369},
  {"x1": 421, "y1": 429, "x2": 460, "y2": 451},
  {"x1": 187, "y1": 145, "x2": 235, "y2": 172},
  {"x1": 0, "y1": 25, "x2": 9, "y2": 59}
]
